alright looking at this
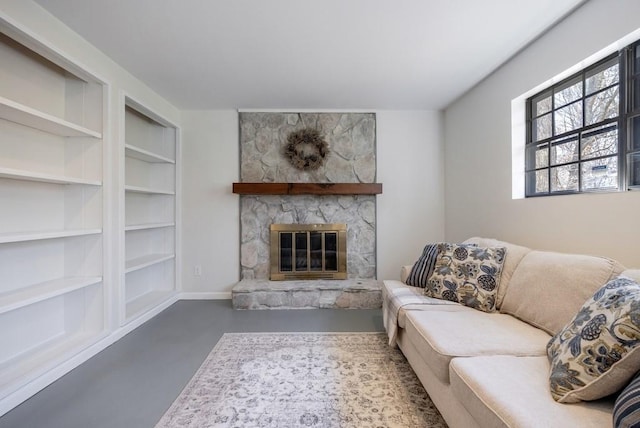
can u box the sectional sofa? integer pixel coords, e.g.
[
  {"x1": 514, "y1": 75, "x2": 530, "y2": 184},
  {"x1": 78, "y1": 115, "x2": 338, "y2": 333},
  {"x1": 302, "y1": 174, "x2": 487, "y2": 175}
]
[{"x1": 383, "y1": 237, "x2": 640, "y2": 427}]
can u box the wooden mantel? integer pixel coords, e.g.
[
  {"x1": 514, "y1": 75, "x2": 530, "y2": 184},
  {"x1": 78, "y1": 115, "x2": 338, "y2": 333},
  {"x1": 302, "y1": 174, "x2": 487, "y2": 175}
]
[{"x1": 232, "y1": 182, "x2": 382, "y2": 196}]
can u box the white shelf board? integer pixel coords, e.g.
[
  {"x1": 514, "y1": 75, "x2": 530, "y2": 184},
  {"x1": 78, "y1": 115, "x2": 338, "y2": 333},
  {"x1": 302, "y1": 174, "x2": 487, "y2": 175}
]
[
  {"x1": 0, "y1": 277, "x2": 102, "y2": 315},
  {"x1": 0, "y1": 329, "x2": 103, "y2": 391},
  {"x1": 0, "y1": 96, "x2": 102, "y2": 139},
  {"x1": 124, "y1": 185, "x2": 175, "y2": 195},
  {"x1": 125, "y1": 144, "x2": 175, "y2": 164},
  {"x1": 125, "y1": 290, "x2": 174, "y2": 321},
  {"x1": 125, "y1": 253, "x2": 175, "y2": 274},
  {"x1": 0, "y1": 228, "x2": 102, "y2": 244},
  {"x1": 124, "y1": 222, "x2": 175, "y2": 232},
  {"x1": 0, "y1": 167, "x2": 101, "y2": 186}
]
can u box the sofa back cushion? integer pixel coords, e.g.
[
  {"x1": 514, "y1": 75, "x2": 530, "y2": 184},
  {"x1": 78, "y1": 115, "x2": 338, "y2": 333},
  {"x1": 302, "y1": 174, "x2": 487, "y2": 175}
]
[
  {"x1": 500, "y1": 250, "x2": 625, "y2": 335},
  {"x1": 623, "y1": 269, "x2": 640, "y2": 283},
  {"x1": 462, "y1": 237, "x2": 531, "y2": 309}
]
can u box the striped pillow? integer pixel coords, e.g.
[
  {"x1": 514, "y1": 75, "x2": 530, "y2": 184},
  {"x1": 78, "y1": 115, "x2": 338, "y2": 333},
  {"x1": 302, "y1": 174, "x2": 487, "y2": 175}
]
[
  {"x1": 614, "y1": 371, "x2": 640, "y2": 428},
  {"x1": 405, "y1": 243, "x2": 439, "y2": 288}
]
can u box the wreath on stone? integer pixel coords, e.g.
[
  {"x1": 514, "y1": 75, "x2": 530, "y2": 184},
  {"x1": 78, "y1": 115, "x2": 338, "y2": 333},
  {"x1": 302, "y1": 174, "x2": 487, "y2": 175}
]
[{"x1": 283, "y1": 128, "x2": 329, "y2": 171}]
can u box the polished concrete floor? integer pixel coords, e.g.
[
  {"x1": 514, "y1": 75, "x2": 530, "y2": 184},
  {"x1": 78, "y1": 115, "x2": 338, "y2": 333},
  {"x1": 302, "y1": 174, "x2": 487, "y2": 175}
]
[{"x1": 0, "y1": 300, "x2": 384, "y2": 428}]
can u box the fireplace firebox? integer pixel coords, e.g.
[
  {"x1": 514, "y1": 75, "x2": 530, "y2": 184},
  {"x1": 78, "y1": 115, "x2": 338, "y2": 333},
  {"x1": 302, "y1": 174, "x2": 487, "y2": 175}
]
[{"x1": 270, "y1": 224, "x2": 347, "y2": 280}]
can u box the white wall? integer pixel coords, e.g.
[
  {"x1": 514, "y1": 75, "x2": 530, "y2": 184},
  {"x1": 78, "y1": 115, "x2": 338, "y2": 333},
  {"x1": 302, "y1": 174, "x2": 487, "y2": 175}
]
[
  {"x1": 444, "y1": 0, "x2": 640, "y2": 268},
  {"x1": 377, "y1": 111, "x2": 445, "y2": 280},
  {"x1": 180, "y1": 110, "x2": 445, "y2": 292},
  {"x1": 181, "y1": 111, "x2": 239, "y2": 297}
]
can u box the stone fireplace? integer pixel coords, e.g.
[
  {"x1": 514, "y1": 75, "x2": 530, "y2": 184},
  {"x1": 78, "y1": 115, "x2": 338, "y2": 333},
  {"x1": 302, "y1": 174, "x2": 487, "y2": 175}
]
[{"x1": 231, "y1": 112, "x2": 383, "y2": 309}]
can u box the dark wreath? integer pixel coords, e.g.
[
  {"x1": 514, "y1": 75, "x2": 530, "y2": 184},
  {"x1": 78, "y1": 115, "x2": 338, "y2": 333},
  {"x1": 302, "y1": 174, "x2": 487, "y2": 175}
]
[{"x1": 283, "y1": 128, "x2": 329, "y2": 171}]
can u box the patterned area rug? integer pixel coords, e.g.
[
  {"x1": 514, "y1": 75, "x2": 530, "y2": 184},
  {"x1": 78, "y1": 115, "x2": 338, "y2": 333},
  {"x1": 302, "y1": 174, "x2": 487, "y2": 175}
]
[{"x1": 156, "y1": 332, "x2": 447, "y2": 428}]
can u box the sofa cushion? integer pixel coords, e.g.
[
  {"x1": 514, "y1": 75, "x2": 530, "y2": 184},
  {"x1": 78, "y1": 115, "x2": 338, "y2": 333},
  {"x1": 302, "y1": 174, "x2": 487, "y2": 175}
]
[
  {"x1": 382, "y1": 280, "x2": 464, "y2": 329},
  {"x1": 426, "y1": 243, "x2": 506, "y2": 313},
  {"x1": 405, "y1": 243, "x2": 439, "y2": 288},
  {"x1": 501, "y1": 250, "x2": 625, "y2": 335},
  {"x1": 623, "y1": 269, "x2": 640, "y2": 283},
  {"x1": 463, "y1": 237, "x2": 532, "y2": 309},
  {"x1": 404, "y1": 309, "x2": 551, "y2": 384},
  {"x1": 450, "y1": 356, "x2": 614, "y2": 428},
  {"x1": 547, "y1": 276, "x2": 640, "y2": 403}
]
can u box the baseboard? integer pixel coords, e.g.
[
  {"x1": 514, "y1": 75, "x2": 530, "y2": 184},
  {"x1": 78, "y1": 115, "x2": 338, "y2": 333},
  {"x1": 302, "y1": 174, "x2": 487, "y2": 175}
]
[{"x1": 180, "y1": 292, "x2": 232, "y2": 300}]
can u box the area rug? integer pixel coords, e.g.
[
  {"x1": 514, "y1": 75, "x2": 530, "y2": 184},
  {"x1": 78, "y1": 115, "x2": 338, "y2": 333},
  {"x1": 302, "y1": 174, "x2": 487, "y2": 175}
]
[{"x1": 156, "y1": 332, "x2": 447, "y2": 428}]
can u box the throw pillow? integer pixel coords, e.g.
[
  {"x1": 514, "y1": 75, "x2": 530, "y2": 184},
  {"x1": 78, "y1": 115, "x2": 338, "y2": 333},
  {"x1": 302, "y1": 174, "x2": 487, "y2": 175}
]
[
  {"x1": 405, "y1": 243, "x2": 439, "y2": 288},
  {"x1": 547, "y1": 276, "x2": 640, "y2": 403},
  {"x1": 614, "y1": 371, "x2": 640, "y2": 428},
  {"x1": 426, "y1": 243, "x2": 506, "y2": 313}
]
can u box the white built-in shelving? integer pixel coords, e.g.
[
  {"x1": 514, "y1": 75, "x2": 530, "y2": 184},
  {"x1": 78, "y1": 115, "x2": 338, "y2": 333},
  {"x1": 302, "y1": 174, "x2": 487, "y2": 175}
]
[
  {"x1": 0, "y1": 21, "x2": 105, "y2": 402},
  {"x1": 123, "y1": 98, "x2": 178, "y2": 323}
]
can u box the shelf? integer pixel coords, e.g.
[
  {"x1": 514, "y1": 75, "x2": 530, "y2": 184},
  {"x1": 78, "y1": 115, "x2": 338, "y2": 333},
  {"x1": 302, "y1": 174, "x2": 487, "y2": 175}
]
[
  {"x1": 0, "y1": 277, "x2": 102, "y2": 315},
  {"x1": 125, "y1": 290, "x2": 174, "y2": 321},
  {"x1": 125, "y1": 144, "x2": 175, "y2": 164},
  {"x1": 125, "y1": 185, "x2": 175, "y2": 195},
  {"x1": 0, "y1": 228, "x2": 102, "y2": 244},
  {"x1": 0, "y1": 167, "x2": 101, "y2": 186},
  {"x1": 125, "y1": 253, "x2": 175, "y2": 273},
  {"x1": 124, "y1": 222, "x2": 175, "y2": 232},
  {"x1": 0, "y1": 329, "x2": 103, "y2": 391},
  {"x1": 232, "y1": 182, "x2": 383, "y2": 195},
  {"x1": 0, "y1": 96, "x2": 102, "y2": 139}
]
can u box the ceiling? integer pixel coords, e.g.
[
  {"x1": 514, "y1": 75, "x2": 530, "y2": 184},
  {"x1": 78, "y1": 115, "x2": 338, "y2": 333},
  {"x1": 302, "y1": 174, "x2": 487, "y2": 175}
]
[{"x1": 34, "y1": 0, "x2": 586, "y2": 110}]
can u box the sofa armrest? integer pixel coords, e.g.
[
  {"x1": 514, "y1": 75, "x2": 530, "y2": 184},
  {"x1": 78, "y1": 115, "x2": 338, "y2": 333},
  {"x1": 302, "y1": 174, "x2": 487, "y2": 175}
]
[{"x1": 400, "y1": 265, "x2": 414, "y2": 283}]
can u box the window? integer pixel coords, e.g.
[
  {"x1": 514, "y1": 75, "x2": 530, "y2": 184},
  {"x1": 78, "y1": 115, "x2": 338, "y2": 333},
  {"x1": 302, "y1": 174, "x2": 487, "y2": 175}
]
[{"x1": 525, "y1": 40, "x2": 640, "y2": 196}]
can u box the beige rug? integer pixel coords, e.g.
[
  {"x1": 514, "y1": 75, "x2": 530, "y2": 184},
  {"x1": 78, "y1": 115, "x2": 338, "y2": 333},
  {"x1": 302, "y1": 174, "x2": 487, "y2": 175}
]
[{"x1": 156, "y1": 332, "x2": 447, "y2": 428}]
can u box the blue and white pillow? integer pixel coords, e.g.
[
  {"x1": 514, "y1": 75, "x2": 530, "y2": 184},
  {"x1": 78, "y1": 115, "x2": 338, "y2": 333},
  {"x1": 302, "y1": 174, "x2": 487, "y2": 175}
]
[
  {"x1": 614, "y1": 371, "x2": 640, "y2": 428},
  {"x1": 405, "y1": 243, "x2": 439, "y2": 288}
]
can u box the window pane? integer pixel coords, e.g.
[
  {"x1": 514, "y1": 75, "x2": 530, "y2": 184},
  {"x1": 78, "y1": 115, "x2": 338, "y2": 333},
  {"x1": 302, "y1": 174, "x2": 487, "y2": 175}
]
[
  {"x1": 635, "y1": 77, "x2": 640, "y2": 110},
  {"x1": 551, "y1": 164, "x2": 579, "y2": 192},
  {"x1": 551, "y1": 136, "x2": 578, "y2": 165},
  {"x1": 532, "y1": 91, "x2": 552, "y2": 116},
  {"x1": 536, "y1": 143, "x2": 548, "y2": 168},
  {"x1": 585, "y1": 87, "x2": 619, "y2": 125},
  {"x1": 586, "y1": 61, "x2": 619, "y2": 95},
  {"x1": 632, "y1": 116, "x2": 640, "y2": 151},
  {"x1": 526, "y1": 170, "x2": 549, "y2": 194},
  {"x1": 581, "y1": 157, "x2": 618, "y2": 190},
  {"x1": 582, "y1": 125, "x2": 618, "y2": 159},
  {"x1": 554, "y1": 102, "x2": 583, "y2": 135},
  {"x1": 526, "y1": 143, "x2": 548, "y2": 170},
  {"x1": 533, "y1": 113, "x2": 552, "y2": 141},
  {"x1": 630, "y1": 153, "x2": 640, "y2": 187},
  {"x1": 554, "y1": 77, "x2": 582, "y2": 108},
  {"x1": 635, "y1": 45, "x2": 640, "y2": 74}
]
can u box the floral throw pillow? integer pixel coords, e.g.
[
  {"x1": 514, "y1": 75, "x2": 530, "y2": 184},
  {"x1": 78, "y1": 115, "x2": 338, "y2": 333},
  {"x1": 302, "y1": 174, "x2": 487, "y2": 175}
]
[
  {"x1": 547, "y1": 276, "x2": 640, "y2": 403},
  {"x1": 425, "y1": 243, "x2": 506, "y2": 313}
]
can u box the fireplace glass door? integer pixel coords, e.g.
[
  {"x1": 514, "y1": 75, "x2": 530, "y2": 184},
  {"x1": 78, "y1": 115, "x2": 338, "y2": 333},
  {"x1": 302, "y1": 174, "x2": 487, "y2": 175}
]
[{"x1": 270, "y1": 224, "x2": 346, "y2": 280}]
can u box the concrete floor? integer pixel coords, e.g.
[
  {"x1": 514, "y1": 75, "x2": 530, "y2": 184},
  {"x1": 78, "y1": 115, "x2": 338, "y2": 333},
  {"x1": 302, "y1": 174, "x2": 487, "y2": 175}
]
[{"x1": 0, "y1": 300, "x2": 384, "y2": 428}]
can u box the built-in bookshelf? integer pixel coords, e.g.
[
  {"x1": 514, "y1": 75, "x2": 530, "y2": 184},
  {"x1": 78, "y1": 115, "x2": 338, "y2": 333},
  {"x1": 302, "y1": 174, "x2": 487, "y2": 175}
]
[
  {"x1": 0, "y1": 21, "x2": 106, "y2": 401},
  {"x1": 123, "y1": 98, "x2": 178, "y2": 323}
]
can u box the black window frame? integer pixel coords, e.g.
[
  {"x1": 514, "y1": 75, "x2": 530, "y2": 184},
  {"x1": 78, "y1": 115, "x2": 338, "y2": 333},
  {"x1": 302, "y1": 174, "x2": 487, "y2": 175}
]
[{"x1": 525, "y1": 39, "x2": 640, "y2": 197}]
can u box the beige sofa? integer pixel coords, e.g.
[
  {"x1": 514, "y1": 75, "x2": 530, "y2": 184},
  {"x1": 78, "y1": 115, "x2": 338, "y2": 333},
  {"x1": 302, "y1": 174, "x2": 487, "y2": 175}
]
[{"x1": 383, "y1": 237, "x2": 640, "y2": 428}]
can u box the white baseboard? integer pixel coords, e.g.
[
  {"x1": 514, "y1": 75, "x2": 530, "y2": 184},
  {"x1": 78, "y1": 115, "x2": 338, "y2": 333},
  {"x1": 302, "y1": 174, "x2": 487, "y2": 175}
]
[{"x1": 180, "y1": 292, "x2": 232, "y2": 300}]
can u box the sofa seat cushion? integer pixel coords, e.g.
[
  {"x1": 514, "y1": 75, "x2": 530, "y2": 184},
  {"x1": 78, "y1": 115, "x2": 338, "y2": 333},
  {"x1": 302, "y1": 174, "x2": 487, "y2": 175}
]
[
  {"x1": 383, "y1": 280, "x2": 467, "y2": 329},
  {"x1": 450, "y1": 356, "x2": 614, "y2": 428},
  {"x1": 404, "y1": 310, "x2": 551, "y2": 383}
]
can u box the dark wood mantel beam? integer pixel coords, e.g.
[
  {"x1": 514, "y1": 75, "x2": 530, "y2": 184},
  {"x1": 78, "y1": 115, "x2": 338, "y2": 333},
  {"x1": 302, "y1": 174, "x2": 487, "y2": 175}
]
[{"x1": 232, "y1": 182, "x2": 382, "y2": 195}]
